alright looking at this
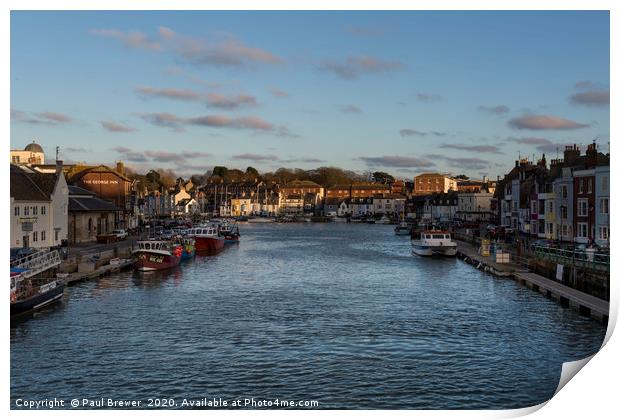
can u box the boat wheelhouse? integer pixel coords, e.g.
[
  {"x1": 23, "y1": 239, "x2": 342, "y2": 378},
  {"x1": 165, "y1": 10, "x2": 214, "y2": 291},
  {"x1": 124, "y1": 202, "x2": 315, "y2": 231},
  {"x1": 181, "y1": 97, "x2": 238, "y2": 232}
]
[
  {"x1": 132, "y1": 240, "x2": 183, "y2": 271},
  {"x1": 411, "y1": 230, "x2": 457, "y2": 257}
]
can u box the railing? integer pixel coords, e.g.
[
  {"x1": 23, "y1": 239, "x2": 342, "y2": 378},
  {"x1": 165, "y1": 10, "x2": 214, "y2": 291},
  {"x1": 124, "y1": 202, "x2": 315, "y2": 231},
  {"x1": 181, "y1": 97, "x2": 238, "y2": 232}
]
[
  {"x1": 531, "y1": 245, "x2": 610, "y2": 272},
  {"x1": 11, "y1": 249, "x2": 62, "y2": 278}
]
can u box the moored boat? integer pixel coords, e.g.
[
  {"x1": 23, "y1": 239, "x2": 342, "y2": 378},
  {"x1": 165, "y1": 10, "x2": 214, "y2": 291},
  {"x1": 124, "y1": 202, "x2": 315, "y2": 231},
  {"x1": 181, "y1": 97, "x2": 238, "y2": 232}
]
[
  {"x1": 411, "y1": 229, "x2": 457, "y2": 257},
  {"x1": 176, "y1": 236, "x2": 196, "y2": 260},
  {"x1": 133, "y1": 240, "x2": 183, "y2": 271},
  {"x1": 11, "y1": 269, "x2": 65, "y2": 317},
  {"x1": 218, "y1": 222, "x2": 240, "y2": 243},
  {"x1": 188, "y1": 225, "x2": 225, "y2": 253},
  {"x1": 394, "y1": 221, "x2": 411, "y2": 235}
]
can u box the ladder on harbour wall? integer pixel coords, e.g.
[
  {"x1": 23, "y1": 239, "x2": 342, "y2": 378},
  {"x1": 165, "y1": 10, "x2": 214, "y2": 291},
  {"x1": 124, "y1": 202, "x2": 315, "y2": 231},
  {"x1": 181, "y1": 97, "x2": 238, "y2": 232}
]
[{"x1": 11, "y1": 249, "x2": 62, "y2": 278}]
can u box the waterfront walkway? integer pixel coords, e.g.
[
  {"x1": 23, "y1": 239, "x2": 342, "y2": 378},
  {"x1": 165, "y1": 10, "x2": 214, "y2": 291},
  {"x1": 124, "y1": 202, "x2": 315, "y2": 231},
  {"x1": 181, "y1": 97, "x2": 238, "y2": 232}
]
[{"x1": 455, "y1": 240, "x2": 609, "y2": 323}]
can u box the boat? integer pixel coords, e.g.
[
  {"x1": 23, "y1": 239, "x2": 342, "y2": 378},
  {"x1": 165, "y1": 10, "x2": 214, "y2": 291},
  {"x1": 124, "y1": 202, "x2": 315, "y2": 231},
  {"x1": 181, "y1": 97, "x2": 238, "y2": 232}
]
[
  {"x1": 187, "y1": 225, "x2": 225, "y2": 253},
  {"x1": 411, "y1": 229, "x2": 457, "y2": 257},
  {"x1": 377, "y1": 215, "x2": 392, "y2": 224},
  {"x1": 176, "y1": 236, "x2": 196, "y2": 260},
  {"x1": 236, "y1": 216, "x2": 249, "y2": 222},
  {"x1": 394, "y1": 221, "x2": 411, "y2": 236},
  {"x1": 132, "y1": 240, "x2": 183, "y2": 271},
  {"x1": 11, "y1": 268, "x2": 65, "y2": 317},
  {"x1": 219, "y1": 222, "x2": 240, "y2": 243}
]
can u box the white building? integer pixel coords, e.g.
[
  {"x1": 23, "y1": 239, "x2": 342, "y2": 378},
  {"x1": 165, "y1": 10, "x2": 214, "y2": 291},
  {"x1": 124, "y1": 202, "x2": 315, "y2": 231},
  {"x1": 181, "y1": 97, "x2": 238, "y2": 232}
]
[
  {"x1": 373, "y1": 195, "x2": 406, "y2": 215},
  {"x1": 595, "y1": 166, "x2": 609, "y2": 247},
  {"x1": 10, "y1": 141, "x2": 46, "y2": 166},
  {"x1": 457, "y1": 192, "x2": 493, "y2": 222},
  {"x1": 10, "y1": 164, "x2": 68, "y2": 249}
]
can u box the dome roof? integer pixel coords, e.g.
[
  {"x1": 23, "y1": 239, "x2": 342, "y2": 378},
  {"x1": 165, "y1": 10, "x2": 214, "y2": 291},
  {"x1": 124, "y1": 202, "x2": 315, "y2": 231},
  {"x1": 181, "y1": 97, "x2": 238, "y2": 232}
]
[{"x1": 24, "y1": 142, "x2": 44, "y2": 153}]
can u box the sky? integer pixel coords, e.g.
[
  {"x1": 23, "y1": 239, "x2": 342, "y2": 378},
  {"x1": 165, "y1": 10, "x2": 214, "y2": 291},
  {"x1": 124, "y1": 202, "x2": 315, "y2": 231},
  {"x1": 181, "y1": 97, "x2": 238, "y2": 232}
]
[{"x1": 10, "y1": 10, "x2": 610, "y2": 179}]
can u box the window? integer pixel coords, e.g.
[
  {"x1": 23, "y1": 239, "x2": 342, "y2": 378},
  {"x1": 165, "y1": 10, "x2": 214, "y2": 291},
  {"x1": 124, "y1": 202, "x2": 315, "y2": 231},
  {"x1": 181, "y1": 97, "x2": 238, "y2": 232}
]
[
  {"x1": 561, "y1": 225, "x2": 568, "y2": 237},
  {"x1": 24, "y1": 206, "x2": 29, "y2": 216},
  {"x1": 548, "y1": 201, "x2": 553, "y2": 214},
  {"x1": 602, "y1": 176, "x2": 608, "y2": 193},
  {"x1": 33, "y1": 231, "x2": 38, "y2": 242},
  {"x1": 599, "y1": 226, "x2": 609, "y2": 240},
  {"x1": 560, "y1": 206, "x2": 568, "y2": 219},
  {"x1": 578, "y1": 223, "x2": 588, "y2": 238},
  {"x1": 55, "y1": 230, "x2": 59, "y2": 241},
  {"x1": 601, "y1": 198, "x2": 609, "y2": 214},
  {"x1": 33, "y1": 206, "x2": 38, "y2": 215},
  {"x1": 532, "y1": 201, "x2": 538, "y2": 213},
  {"x1": 547, "y1": 223, "x2": 554, "y2": 236},
  {"x1": 587, "y1": 179, "x2": 593, "y2": 193},
  {"x1": 578, "y1": 179, "x2": 584, "y2": 194},
  {"x1": 14, "y1": 207, "x2": 19, "y2": 216},
  {"x1": 577, "y1": 199, "x2": 588, "y2": 217},
  {"x1": 41, "y1": 206, "x2": 46, "y2": 215},
  {"x1": 41, "y1": 231, "x2": 46, "y2": 241},
  {"x1": 562, "y1": 185, "x2": 568, "y2": 198}
]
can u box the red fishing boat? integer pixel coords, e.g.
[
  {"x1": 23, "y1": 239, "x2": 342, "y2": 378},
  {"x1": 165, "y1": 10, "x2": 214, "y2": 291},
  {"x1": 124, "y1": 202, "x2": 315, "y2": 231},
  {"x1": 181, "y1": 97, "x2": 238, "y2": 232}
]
[
  {"x1": 132, "y1": 240, "x2": 183, "y2": 271},
  {"x1": 188, "y1": 225, "x2": 225, "y2": 253}
]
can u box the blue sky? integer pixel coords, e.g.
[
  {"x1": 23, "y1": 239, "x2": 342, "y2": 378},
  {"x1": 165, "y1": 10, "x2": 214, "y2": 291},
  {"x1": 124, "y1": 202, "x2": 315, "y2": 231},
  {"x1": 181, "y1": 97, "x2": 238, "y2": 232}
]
[{"x1": 10, "y1": 11, "x2": 610, "y2": 179}]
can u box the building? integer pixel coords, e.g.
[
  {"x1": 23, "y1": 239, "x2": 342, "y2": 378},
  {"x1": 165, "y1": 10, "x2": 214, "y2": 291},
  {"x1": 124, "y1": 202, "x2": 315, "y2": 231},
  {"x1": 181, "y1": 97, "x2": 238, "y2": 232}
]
[
  {"x1": 10, "y1": 164, "x2": 68, "y2": 249},
  {"x1": 10, "y1": 141, "x2": 46, "y2": 166},
  {"x1": 280, "y1": 180, "x2": 324, "y2": 198},
  {"x1": 372, "y1": 194, "x2": 406, "y2": 215},
  {"x1": 349, "y1": 197, "x2": 374, "y2": 217},
  {"x1": 325, "y1": 183, "x2": 390, "y2": 199},
  {"x1": 279, "y1": 194, "x2": 304, "y2": 215},
  {"x1": 176, "y1": 198, "x2": 199, "y2": 215},
  {"x1": 413, "y1": 173, "x2": 457, "y2": 195},
  {"x1": 67, "y1": 186, "x2": 118, "y2": 244},
  {"x1": 68, "y1": 163, "x2": 135, "y2": 229},
  {"x1": 457, "y1": 191, "x2": 494, "y2": 222},
  {"x1": 595, "y1": 165, "x2": 610, "y2": 247}
]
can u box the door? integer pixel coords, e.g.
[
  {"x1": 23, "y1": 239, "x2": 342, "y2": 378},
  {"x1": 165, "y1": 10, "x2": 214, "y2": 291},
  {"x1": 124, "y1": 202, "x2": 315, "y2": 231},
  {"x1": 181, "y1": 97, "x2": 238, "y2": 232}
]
[{"x1": 22, "y1": 235, "x2": 29, "y2": 248}]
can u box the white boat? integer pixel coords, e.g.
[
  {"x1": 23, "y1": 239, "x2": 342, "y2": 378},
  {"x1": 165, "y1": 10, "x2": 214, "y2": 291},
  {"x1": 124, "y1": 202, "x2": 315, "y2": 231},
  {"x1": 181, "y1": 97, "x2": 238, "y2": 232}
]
[
  {"x1": 411, "y1": 230, "x2": 457, "y2": 257},
  {"x1": 377, "y1": 215, "x2": 392, "y2": 224},
  {"x1": 394, "y1": 221, "x2": 411, "y2": 235}
]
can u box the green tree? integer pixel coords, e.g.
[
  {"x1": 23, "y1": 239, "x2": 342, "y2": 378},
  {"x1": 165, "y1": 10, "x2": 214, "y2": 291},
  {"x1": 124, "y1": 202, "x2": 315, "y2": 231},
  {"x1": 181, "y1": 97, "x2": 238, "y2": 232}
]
[{"x1": 372, "y1": 171, "x2": 395, "y2": 184}]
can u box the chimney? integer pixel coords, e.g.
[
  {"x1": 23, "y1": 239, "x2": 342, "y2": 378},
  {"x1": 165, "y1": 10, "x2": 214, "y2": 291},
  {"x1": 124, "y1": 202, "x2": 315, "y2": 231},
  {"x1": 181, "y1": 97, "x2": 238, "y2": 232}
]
[
  {"x1": 116, "y1": 160, "x2": 125, "y2": 175},
  {"x1": 55, "y1": 160, "x2": 63, "y2": 175},
  {"x1": 585, "y1": 142, "x2": 597, "y2": 168},
  {"x1": 563, "y1": 145, "x2": 580, "y2": 165}
]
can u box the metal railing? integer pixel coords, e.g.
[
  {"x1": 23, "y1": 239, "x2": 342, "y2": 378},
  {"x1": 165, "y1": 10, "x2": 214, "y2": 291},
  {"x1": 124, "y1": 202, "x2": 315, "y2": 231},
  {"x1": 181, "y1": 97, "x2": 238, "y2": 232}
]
[
  {"x1": 530, "y1": 245, "x2": 610, "y2": 271},
  {"x1": 11, "y1": 249, "x2": 62, "y2": 278}
]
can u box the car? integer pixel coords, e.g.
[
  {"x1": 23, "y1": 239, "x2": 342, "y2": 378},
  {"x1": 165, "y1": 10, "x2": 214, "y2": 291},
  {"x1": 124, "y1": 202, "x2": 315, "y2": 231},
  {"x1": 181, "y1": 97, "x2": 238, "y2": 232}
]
[{"x1": 110, "y1": 229, "x2": 128, "y2": 240}]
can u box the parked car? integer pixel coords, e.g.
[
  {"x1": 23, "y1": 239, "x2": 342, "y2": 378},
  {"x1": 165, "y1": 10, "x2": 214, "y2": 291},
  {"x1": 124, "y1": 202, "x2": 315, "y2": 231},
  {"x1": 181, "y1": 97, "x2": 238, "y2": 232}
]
[{"x1": 110, "y1": 229, "x2": 128, "y2": 240}]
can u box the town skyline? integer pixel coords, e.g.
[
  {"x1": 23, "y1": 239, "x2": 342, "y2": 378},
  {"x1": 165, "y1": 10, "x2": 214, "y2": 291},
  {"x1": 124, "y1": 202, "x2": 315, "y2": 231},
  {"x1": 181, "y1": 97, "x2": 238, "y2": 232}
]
[{"x1": 10, "y1": 11, "x2": 610, "y2": 179}]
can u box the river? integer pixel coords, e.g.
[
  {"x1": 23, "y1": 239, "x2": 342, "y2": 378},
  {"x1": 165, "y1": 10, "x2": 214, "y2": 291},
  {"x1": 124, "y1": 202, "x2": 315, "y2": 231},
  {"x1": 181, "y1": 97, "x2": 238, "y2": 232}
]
[{"x1": 10, "y1": 223, "x2": 607, "y2": 409}]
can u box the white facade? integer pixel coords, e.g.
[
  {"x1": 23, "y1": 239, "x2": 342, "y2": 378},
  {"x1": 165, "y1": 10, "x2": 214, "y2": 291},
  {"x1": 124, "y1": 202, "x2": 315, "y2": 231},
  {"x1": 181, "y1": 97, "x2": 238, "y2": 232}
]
[
  {"x1": 595, "y1": 166, "x2": 609, "y2": 247},
  {"x1": 457, "y1": 192, "x2": 493, "y2": 222},
  {"x1": 11, "y1": 172, "x2": 68, "y2": 249}
]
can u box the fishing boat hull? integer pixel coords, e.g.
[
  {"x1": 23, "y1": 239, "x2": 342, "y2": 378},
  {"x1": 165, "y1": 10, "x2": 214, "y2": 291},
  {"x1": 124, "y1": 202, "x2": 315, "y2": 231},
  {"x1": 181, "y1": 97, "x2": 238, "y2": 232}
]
[
  {"x1": 11, "y1": 282, "x2": 64, "y2": 317},
  {"x1": 222, "y1": 234, "x2": 240, "y2": 244},
  {"x1": 411, "y1": 241, "x2": 457, "y2": 257},
  {"x1": 194, "y1": 236, "x2": 226, "y2": 253},
  {"x1": 395, "y1": 228, "x2": 411, "y2": 236},
  {"x1": 133, "y1": 251, "x2": 182, "y2": 271}
]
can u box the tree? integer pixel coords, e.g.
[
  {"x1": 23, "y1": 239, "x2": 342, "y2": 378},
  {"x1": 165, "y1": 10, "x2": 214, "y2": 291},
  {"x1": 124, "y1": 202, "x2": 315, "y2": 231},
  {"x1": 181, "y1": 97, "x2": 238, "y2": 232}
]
[
  {"x1": 212, "y1": 166, "x2": 229, "y2": 179},
  {"x1": 245, "y1": 166, "x2": 260, "y2": 181},
  {"x1": 454, "y1": 174, "x2": 469, "y2": 180},
  {"x1": 372, "y1": 171, "x2": 395, "y2": 184}
]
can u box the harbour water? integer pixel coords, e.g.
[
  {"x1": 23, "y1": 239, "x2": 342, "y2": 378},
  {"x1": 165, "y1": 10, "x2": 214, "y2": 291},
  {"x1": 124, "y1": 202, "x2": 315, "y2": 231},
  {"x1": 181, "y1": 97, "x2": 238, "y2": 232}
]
[{"x1": 10, "y1": 223, "x2": 606, "y2": 409}]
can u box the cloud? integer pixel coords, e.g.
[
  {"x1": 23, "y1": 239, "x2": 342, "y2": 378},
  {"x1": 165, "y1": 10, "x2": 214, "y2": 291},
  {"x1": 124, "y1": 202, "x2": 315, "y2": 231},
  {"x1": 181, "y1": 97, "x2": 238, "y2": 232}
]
[
  {"x1": 319, "y1": 55, "x2": 405, "y2": 80},
  {"x1": 183, "y1": 151, "x2": 211, "y2": 159},
  {"x1": 478, "y1": 105, "x2": 510, "y2": 115},
  {"x1": 416, "y1": 93, "x2": 443, "y2": 103},
  {"x1": 442, "y1": 157, "x2": 490, "y2": 170},
  {"x1": 139, "y1": 113, "x2": 185, "y2": 132},
  {"x1": 439, "y1": 143, "x2": 503, "y2": 154},
  {"x1": 111, "y1": 146, "x2": 148, "y2": 162},
  {"x1": 341, "y1": 104, "x2": 362, "y2": 114},
  {"x1": 92, "y1": 26, "x2": 281, "y2": 68},
  {"x1": 64, "y1": 147, "x2": 89, "y2": 153},
  {"x1": 186, "y1": 115, "x2": 273, "y2": 131},
  {"x1": 11, "y1": 109, "x2": 72, "y2": 125},
  {"x1": 144, "y1": 150, "x2": 187, "y2": 164},
  {"x1": 232, "y1": 153, "x2": 279, "y2": 162},
  {"x1": 274, "y1": 126, "x2": 302, "y2": 139},
  {"x1": 136, "y1": 86, "x2": 204, "y2": 102},
  {"x1": 207, "y1": 93, "x2": 258, "y2": 109},
  {"x1": 400, "y1": 129, "x2": 446, "y2": 137},
  {"x1": 280, "y1": 157, "x2": 325, "y2": 163},
  {"x1": 507, "y1": 137, "x2": 568, "y2": 154},
  {"x1": 101, "y1": 121, "x2": 137, "y2": 132},
  {"x1": 569, "y1": 90, "x2": 610, "y2": 107},
  {"x1": 508, "y1": 114, "x2": 589, "y2": 130},
  {"x1": 90, "y1": 28, "x2": 162, "y2": 50},
  {"x1": 269, "y1": 87, "x2": 289, "y2": 98},
  {"x1": 359, "y1": 155, "x2": 435, "y2": 168}
]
